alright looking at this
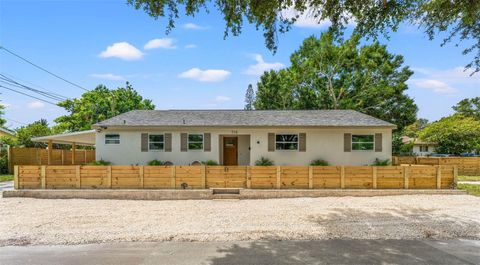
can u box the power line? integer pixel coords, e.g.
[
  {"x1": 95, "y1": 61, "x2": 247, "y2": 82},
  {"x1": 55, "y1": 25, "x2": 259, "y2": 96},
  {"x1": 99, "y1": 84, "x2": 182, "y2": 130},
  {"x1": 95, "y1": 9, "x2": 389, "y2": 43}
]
[
  {"x1": 0, "y1": 45, "x2": 89, "y2": 91},
  {"x1": 3, "y1": 117, "x2": 27, "y2": 126},
  {"x1": 0, "y1": 85, "x2": 59, "y2": 106},
  {"x1": 1, "y1": 72, "x2": 70, "y2": 100},
  {"x1": 0, "y1": 74, "x2": 68, "y2": 101}
]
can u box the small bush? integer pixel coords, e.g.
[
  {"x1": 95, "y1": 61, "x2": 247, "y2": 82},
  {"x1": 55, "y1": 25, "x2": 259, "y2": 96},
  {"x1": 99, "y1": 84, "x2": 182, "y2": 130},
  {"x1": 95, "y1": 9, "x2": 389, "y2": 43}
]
[
  {"x1": 255, "y1": 157, "x2": 274, "y2": 166},
  {"x1": 88, "y1": 159, "x2": 111, "y2": 166},
  {"x1": 371, "y1": 158, "x2": 391, "y2": 166},
  {"x1": 148, "y1": 159, "x2": 165, "y2": 166},
  {"x1": 310, "y1": 159, "x2": 329, "y2": 166},
  {"x1": 202, "y1": 160, "x2": 219, "y2": 165}
]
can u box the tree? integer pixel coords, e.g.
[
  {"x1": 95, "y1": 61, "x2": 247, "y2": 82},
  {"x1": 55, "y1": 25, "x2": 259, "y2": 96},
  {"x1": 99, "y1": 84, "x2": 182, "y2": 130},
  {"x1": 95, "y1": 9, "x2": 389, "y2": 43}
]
[
  {"x1": 419, "y1": 115, "x2": 480, "y2": 155},
  {"x1": 244, "y1": 84, "x2": 255, "y2": 110},
  {"x1": 54, "y1": 82, "x2": 155, "y2": 132},
  {"x1": 254, "y1": 32, "x2": 417, "y2": 130},
  {"x1": 0, "y1": 101, "x2": 6, "y2": 127},
  {"x1": 15, "y1": 119, "x2": 52, "y2": 148},
  {"x1": 128, "y1": 0, "x2": 480, "y2": 73},
  {"x1": 453, "y1": 97, "x2": 480, "y2": 120},
  {"x1": 403, "y1": 118, "x2": 429, "y2": 138}
]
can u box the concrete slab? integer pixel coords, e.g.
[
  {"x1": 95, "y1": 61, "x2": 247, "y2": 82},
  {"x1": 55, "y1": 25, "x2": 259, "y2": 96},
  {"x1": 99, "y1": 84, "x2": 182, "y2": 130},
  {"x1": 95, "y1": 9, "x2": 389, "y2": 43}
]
[
  {"x1": 0, "y1": 240, "x2": 478, "y2": 265},
  {"x1": 2, "y1": 188, "x2": 466, "y2": 200}
]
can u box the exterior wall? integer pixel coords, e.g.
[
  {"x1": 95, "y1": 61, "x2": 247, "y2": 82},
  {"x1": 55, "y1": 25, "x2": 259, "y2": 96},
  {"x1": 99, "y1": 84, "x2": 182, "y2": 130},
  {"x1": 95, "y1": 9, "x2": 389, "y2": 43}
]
[
  {"x1": 413, "y1": 144, "x2": 436, "y2": 157},
  {"x1": 96, "y1": 127, "x2": 392, "y2": 166}
]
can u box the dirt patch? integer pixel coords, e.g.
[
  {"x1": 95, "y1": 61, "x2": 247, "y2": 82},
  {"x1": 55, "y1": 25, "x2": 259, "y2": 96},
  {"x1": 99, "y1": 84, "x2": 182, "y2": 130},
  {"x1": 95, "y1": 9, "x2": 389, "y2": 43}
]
[{"x1": 0, "y1": 195, "x2": 479, "y2": 246}]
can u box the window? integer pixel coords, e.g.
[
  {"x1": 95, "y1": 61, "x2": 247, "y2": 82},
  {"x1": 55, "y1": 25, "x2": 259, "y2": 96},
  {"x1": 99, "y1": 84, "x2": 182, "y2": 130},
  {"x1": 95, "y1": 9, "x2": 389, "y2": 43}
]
[
  {"x1": 188, "y1": 134, "x2": 203, "y2": 150},
  {"x1": 149, "y1": 134, "x2": 164, "y2": 151},
  {"x1": 352, "y1": 135, "x2": 374, "y2": 151},
  {"x1": 105, "y1": 134, "x2": 120, "y2": 144},
  {"x1": 275, "y1": 134, "x2": 298, "y2": 150},
  {"x1": 420, "y1": 145, "x2": 429, "y2": 152}
]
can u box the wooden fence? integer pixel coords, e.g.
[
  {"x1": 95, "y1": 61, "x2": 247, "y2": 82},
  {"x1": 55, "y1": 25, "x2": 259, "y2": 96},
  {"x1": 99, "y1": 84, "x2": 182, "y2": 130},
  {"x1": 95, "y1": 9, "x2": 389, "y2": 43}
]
[
  {"x1": 14, "y1": 165, "x2": 457, "y2": 190},
  {"x1": 393, "y1": 156, "x2": 480, "y2": 176},
  {"x1": 8, "y1": 148, "x2": 96, "y2": 172}
]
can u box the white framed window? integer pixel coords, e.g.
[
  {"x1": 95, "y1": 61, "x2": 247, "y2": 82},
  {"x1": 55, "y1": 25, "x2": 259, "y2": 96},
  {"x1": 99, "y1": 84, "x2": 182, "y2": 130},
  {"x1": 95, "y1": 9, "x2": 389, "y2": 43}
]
[
  {"x1": 420, "y1": 145, "x2": 429, "y2": 152},
  {"x1": 275, "y1": 134, "x2": 298, "y2": 150},
  {"x1": 188, "y1": 133, "x2": 203, "y2": 150},
  {"x1": 105, "y1": 134, "x2": 120, "y2": 145},
  {"x1": 351, "y1": 135, "x2": 374, "y2": 151},
  {"x1": 149, "y1": 134, "x2": 164, "y2": 151}
]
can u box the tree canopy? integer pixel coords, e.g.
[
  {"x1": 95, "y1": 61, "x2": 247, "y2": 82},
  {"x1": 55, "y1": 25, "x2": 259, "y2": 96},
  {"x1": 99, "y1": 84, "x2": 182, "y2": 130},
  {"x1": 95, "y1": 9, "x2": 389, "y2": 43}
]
[
  {"x1": 128, "y1": 0, "x2": 480, "y2": 73},
  {"x1": 15, "y1": 119, "x2": 52, "y2": 148},
  {"x1": 54, "y1": 82, "x2": 155, "y2": 132},
  {"x1": 252, "y1": 32, "x2": 417, "y2": 130},
  {"x1": 244, "y1": 84, "x2": 255, "y2": 110},
  {"x1": 453, "y1": 97, "x2": 480, "y2": 120},
  {"x1": 0, "y1": 100, "x2": 6, "y2": 127},
  {"x1": 418, "y1": 115, "x2": 480, "y2": 155}
]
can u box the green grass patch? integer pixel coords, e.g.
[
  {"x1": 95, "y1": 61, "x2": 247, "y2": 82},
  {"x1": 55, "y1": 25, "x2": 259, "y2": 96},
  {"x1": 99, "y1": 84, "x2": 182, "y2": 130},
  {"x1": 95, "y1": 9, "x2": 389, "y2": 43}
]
[
  {"x1": 458, "y1": 183, "x2": 480, "y2": 197},
  {"x1": 0, "y1": 175, "x2": 13, "y2": 182},
  {"x1": 457, "y1": 175, "x2": 480, "y2": 181}
]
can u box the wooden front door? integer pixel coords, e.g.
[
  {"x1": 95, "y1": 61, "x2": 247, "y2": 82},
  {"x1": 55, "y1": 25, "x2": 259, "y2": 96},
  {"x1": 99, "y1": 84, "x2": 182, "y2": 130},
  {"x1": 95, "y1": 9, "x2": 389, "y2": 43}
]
[{"x1": 223, "y1": 137, "x2": 238, "y2": 166}]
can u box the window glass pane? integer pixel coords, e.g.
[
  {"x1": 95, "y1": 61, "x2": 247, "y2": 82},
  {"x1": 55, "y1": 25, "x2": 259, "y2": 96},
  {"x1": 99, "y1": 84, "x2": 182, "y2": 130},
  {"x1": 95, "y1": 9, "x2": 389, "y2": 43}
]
[
  {"x1": 352, "y1": 143, "x2": 374, "y2": 151},
  {"x1": 105, "y1": 134, "x2": 120, "y2": 144},
  {"x1": 149, "y1": 134, "x2": 164, "y2": 142},
  {"x1": 276, "y1": 134, "x2": 298, "y2": 142},
  {"x1": 188, "y1": 142, "x2": 203, "y2": 150},
  {"x1": 276, "y1": 143, "x2": 298, "y2": 150},
  {"x1": 352, "y1": 135, "x2": 374, "y2": 143},
  {"x1": 149, "y1": 143, "x2": 164, "y2": 150},
  {"x1": 188, "y1": 134, "x2": 203, "y2": 142}
]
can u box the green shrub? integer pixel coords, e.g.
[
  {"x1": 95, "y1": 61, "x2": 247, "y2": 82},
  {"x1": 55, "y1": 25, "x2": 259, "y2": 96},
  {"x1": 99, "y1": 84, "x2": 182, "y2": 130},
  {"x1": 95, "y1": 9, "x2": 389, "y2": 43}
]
[
  {"x1": 202, "y1": 160, "x2": 219, "y2": 165},
  {"x1": 148, "y1": 159, "x2": 165, "y2": 166},
  {"x1": 0, "y1": 155, "x2": 8, "y2": 174},
  {"x1": 255, "y1": 157, "x2": 274, "y2": 166},
  {"x1": 88, "y1": 159, "x2": 111, "y2": 166},
  {"x1": 310, "y1": 159, "x2": 329, "y2": 166},
  {"x1": 371, "y1": 158, "x2": 391, "y2": 166}
]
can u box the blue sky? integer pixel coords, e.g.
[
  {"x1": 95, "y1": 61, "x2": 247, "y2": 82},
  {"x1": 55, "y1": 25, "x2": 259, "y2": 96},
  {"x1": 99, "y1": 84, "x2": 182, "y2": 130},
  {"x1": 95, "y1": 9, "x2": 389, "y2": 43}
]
[{"x1": 1, "y1": 0, "x2": 479, "y2": 130}]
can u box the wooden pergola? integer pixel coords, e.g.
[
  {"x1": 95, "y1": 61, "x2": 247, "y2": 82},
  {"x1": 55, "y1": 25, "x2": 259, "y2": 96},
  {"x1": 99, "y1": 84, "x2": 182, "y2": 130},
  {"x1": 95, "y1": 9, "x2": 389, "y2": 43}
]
[{"x1": 31, "y1": 130, "x2": 96, "y2": 165}]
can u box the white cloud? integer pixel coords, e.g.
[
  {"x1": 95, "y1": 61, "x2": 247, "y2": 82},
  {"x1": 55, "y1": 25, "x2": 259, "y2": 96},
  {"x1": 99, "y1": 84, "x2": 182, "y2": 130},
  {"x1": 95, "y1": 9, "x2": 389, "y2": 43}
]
[
  {"x1": 281, "y1": 7, "x2": 355, "y2": 28},
  {"x1": 411, "y1": 79, "x2": 459, "y2": 95},
  {"x1": 99, "y1": 42, "x2": 144, "y2": 60},
  {"x1": 178, "y1": 68, "x2": 231, "y2": 82},
  {"x1": 244, "y1": 54, "x2": 285, "y2": 76},
  {"x1": 144, "y1": 38, "x2": 176, "y2": 50},
  {"x1": 27, "y1": 101, "x2": 45, "y2": 109},
  {"x1": 182, "y1": 23, "x2": 207, "y2": 30},
  {"x1": 185, "y1": 44, "x2": 197, "y2": 49},
  {"x1": 90, "y1": 73, "x2": 126, "y2": 81},
  {"x1": 214, "y1": 96, "x2": 231, "y2": 103}
]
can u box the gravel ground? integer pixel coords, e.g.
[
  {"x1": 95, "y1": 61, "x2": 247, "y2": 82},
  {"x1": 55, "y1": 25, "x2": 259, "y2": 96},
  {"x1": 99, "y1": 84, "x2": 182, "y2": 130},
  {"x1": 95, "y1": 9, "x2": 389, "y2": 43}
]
[{"x1": 0, "y1": 195, "x2": 479, "y2": 246}]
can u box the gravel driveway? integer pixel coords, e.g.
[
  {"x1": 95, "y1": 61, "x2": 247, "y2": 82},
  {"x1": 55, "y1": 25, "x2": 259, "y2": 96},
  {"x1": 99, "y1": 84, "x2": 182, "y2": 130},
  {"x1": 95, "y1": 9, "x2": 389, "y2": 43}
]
[{"x1": 0, "y1": 195, "x2": 479, "y2": 246}]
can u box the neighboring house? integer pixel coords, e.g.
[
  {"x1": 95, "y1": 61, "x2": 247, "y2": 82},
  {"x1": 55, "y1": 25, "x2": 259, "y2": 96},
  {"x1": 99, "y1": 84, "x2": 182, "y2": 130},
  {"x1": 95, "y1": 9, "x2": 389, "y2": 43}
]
[
  {"x1": 0, "y1": 127, "x2": 15, "y2": 139},
  {"x1": 91, "y1": 110, "x2": 395, "y2": 166},
  {"x1": 401, "y1": 136, "x2": 436, "y2": 156}
]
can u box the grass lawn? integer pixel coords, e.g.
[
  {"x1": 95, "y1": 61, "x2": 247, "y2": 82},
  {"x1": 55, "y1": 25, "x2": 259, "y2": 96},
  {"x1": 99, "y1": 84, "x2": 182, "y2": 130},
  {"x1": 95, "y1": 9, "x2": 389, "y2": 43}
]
[
  {"x1": 457, "y1": 183, "x2": 480, "y2": 197},
  {"x1": 0, "y1": 175, "x2": 13, "y2": 182},
  {"x1": 457, "y1": 175, "x2": 480, "y2": 181}
]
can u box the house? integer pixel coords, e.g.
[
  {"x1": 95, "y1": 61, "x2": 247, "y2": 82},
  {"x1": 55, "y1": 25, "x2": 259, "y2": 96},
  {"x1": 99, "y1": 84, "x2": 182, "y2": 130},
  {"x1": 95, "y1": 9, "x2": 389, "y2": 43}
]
[
  {"x1": 90, "y1": 110, "x2": 395, "y2": 166},
  {"x1": 0, "y1": 127, "x2": 15, "y2": 139},
  {"x1": 401, "y1": 136, "x2": 436, "y2": 156}
]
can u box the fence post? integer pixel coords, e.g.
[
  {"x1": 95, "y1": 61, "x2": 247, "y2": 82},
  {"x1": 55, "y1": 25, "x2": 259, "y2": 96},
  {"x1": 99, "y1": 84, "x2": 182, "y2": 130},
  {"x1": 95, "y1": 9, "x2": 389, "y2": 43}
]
[
  {"x1": 404, "y1": 166, "x2": 410, "y2": 189},
  {"x1": 202, "y1": 165, "x2": 207, "y2": 189},
  {"x1": 246, "y1": 166, "x2": 251, "y2": 189},
  {"x1": 106, "y1": 166, "x2": 112, "y2": 189},
  {"x1": 276, "y1": 166, "x2": 281, "y2": 189},
  {"x1": 372, "y1": 166, "x2": 377, "y2": 189},
  {"x1": 75, "y1": 165, "x2": 81, "y2": 188},
  {"x1": 139, "y1": 165, "x2": 144, "y2": 189},
  {"x1": 171, "y1": 166, "x2": 176, "y2": 189},
  {"x1": 308, "y1": 166, "x2": 313, "y2": 189},
  {"x1": 14, "y1": 165, "x2": 19, "y2": 189},
  {"x1": 453, "y1": 165, "x2": 458, "y2": 187},
  {"x1": 436, "y1": 166, "x2": 442, "y2": 189},
  {"x1": 340, "y1": 166, "x2": 345, "y2": 189},
  {"x1": 41, "y1": 165, "x2": 46, "y2": 189}
]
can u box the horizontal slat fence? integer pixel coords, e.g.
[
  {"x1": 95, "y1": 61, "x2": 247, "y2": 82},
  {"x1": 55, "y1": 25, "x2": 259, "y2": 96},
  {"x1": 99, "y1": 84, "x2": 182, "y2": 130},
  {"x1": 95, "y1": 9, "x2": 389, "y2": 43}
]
[
  {"x1": 393, "y1": 156, "x2": 480, "y2": 176},
  {"x1": 14, "y1": 165, "x2": 457, "y2": 190}
]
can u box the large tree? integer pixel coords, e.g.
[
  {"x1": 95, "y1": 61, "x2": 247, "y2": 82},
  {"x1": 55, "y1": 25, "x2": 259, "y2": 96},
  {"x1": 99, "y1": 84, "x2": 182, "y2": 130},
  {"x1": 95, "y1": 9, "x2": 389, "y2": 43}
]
[
  {"x1": 15, "y1": 119, "x2": 52, "y2": 148},
  {"x1": 0, "y1": 99, "x2": 6, "y2": 127},
  {"x1": 244, "y1": 84, "x2": 255, "y2": 110},
  {"x1": 419, "y1": 115, "x2": 480, "y2": 155},
  {"x1": 128, "y1": 0, "x2": 480, "y2": 73},
  {"x1": 254, "y1": 32, "x2": 417, "y2": 130},
  {"x1": 54, "y1": 82, "x2": 155, "y2": 132},
  {"x1": 453, "y1": 97, "x2": 480, "y2": 120}
]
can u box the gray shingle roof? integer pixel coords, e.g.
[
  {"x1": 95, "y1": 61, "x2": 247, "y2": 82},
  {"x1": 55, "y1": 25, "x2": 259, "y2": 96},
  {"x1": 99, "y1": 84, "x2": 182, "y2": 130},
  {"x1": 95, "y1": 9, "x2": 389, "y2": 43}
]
[{"x1": 94, "y1": 110, "x2": 396, "y2": 128}]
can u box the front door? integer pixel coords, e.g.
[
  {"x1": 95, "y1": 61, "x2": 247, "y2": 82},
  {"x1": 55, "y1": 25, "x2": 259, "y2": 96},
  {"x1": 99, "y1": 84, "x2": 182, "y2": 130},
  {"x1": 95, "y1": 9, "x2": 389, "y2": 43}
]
[{"x1": 223, "y1": 137, "x2": 238, "y2": 166}]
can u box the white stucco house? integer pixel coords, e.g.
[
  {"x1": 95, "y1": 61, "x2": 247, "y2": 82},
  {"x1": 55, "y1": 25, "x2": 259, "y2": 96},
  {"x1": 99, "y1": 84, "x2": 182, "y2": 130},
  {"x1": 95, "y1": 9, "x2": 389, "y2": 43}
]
[
  {"x1": 401, "y1": 136, "x2": 437, "y2": 156},
  {"x1": 87, "y1": 110, "x2": 395, "y2": 166}
]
